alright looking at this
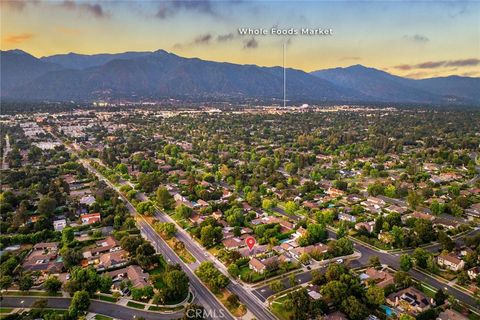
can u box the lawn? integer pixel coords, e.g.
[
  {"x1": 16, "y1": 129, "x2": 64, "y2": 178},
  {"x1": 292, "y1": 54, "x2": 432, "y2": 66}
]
[
  {"x1": 0, "y1": 308, "x2": 13, "y2": 314},
  {"x1": 215, "y1": 289, "x2": 247, "y2": 317},
  {"x1": 270, "y1": 295, "x2": 293, "y2": 320},
  {"x1": 93, "y1": 294, "x2": 118, "y2": 303},
  {"x1": 2, "y1": 291, "x2": 61, "y2": 297},
  {"x1": 126, "y1": 301, "x2": 145, "y2": 309},
  {"x1": 148, "y1": 305, "x2": 184, "y2": 312},
  {"x1": 94, "y1": 315, "x2": 113, "y2": 320}
]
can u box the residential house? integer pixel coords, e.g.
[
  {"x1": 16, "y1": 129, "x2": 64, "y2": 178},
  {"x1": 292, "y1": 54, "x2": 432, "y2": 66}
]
[
  {"x1": 355, "y1": 221, "x2": 375, "y2": 233},
  {"x1": 80, "y1": 212, "x2": 101, "y2": 225},
  {"x1": 53, "y1": 219, "x2": 67, "y2": 231},
  {"x1": 22, "y1": 242, "x2": 63, "y2": 273},
  {"x1": 386, "y1": 286, "x2": 432, "y2": 315},
  {"x1": 361, "y1": 267, "x2": 394, "y2": 288},
  {"x1": 338, "y1": 212, "x2": 356, "y2": 223},
  {"x1": 467, "y1": 266, "x2": 479, "y2": 280},
  {"x1": 437, "y1": 253, "x2": 465, "y2": 271},
  {"x1": 109, "y1": 265, "x2": 150, "y2": 289}
]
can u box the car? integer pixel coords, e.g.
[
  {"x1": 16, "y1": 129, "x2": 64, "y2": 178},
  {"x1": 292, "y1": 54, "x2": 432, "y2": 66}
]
[
  {"x1": 336, "y1": 259, "x2": 344, "y2": 264},
  {"x1": 66, "y1": 273, "x2": 70, "y2": 280},
  {"x1": 306, "y1": 266, "x2": 311, "y2": 270}
]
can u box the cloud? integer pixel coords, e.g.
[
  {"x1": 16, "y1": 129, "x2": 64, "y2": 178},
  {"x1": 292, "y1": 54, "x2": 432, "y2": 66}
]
[
  {"x1": 156, "y1": 0, "x2": 216, "y2": 19},
  {"x1": 217, "y1": 33, "x2": 235, "y2": 42},
  {"x1": 193, "y1": 33, "x2": 212, "y2": 45},
  {"x1": 243, "y1": 38, "x2": 258, "y2": 49},
  {"x1": 173, "y1": 33, "x2": 212, "y2": 49},
  {"x1": 394, "y1": 58, "x2": 480, "y2": 71},
  {"x1": 403, "y1": 34, "x2": 429, "y2": 43},
  {"x1": 58, "y1": 1, "x2": 106, "y2": 18},
  {"x1": 3, "y1": 33, "x2": 35, "y2": 44}
]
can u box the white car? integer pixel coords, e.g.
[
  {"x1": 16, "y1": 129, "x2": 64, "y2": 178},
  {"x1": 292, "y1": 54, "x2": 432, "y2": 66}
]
[{"x1": 336, "y1": 259, "x2": 344, "y2": 264}]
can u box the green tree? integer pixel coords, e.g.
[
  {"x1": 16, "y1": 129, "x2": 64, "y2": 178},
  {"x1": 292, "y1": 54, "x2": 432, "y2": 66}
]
[
  {"x1": 269, "y1": 280, "x2": 285, "y2": 293},
  {"x1": 99, "y1": 274, "x2": 113, "y2": 293},
  {"x1": 341, "y1": 295, "x2": 369, "y2": 320},
  {"x1": 44, "y1": 276, "x2": 62, "y2": 294},
  {"x1": 175, "y1": 204, "x2": 192, "y2": 219},
  {"x1": 246, "y1": 191, "x2": 261, "y2": 207},
  {"x1": 163, "y1": 269, "x2": 189, "y2": 301},
  {"x1": 407, "y1": 190, "x2": 423, "y2": 209},
  {"x1": 399, "y1": 254, "x2": 412, "y2": 271},
  {"x1": 156, "y1": 186, "x2": 173, "y2": 210},
  {"x1": 366, "y1": 286, "x2": 385, "y2": 306},
  {"x1": 69, "y1": 290, "x2": 90, "y2": 318},
  {"x1": 0, "y1": 275, "x2": 13, "y2": 290},
  {"x1": 19, "y1": 273, "x2": 33, "y2": 291},
  {"x1": 37, "y1": 196, "x2": 57, "y2": 215},
  {"x1": 62, "y1": 227, "x2": 74, "y2": 244},
  {"x1": 412, "y1": 248, "x2": 430, "y2": 269},
  {"x1": 368, "y1": 255, "x2": 381, "y2": 267}
]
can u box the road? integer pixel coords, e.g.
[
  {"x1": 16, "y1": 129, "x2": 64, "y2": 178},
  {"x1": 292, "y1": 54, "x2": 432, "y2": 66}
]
[
  {"x1": 1, "y1": 134, "x2": 11, "y2": 170},
  {"x1": 252, "y1": 227, "x2": 480, "y2": 313},
  {"x1": 82, "y1": 160, "x2": 234, "y2": 320},
  {"x1": 0, "y1": 296, "x2": 183, "y2": 320}
]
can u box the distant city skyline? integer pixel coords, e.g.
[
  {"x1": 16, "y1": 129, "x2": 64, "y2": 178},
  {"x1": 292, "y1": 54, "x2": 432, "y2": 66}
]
[{"x1": 2, "y1": 0, "x2": 479, "y2": 79}]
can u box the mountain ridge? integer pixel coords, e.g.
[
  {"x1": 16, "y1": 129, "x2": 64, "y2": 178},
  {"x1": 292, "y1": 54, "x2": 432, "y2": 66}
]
[{"x1": 1, "y1": 49, "x2": 478, "y2": 104}]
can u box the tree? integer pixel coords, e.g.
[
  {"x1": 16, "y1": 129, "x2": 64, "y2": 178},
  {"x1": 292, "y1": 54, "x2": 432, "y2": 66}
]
[
  {"x1": 285, "y1": 201, "x2": 298, "y2": 215},
  {"x1": 457, "y1": 271, "x2": 469, "y2": 285},
  {"x1": 156, "y1": 186, "x2": 173, "y2": 210},
  {"x1": 19, "y1": 274, "x2": 33, "y2": 291},
  {"x1": 412, "y1": 248, "x2": 430, "y2": 269},
  {"x1": 287, "y1": 288, "x2": 310, "y2": 320},
  {"x1": 99, "y1": 274, "x2": 113, "y2": 293},
  {"x1": 399, "y1": 315, "x2": 415, "y2": 320},
  {"x1": 163, "y1": 269, "x2": 189, "y2": 301},
  {"x1": 246, "y1": 191, "x2": 261, "y2": 207},
  {"x1": 321, "y1": 280, "x2": 347, "y2": 305},
  {"x1": 407, "y1": 190, "x2": 423, "y2": 209},
  {"x1": 155, "y1": 222, "x2": 176, "y2": 239},
  {"x1": 435, "y1": 288, "x2": 447, "y2": 306},
  {"x1": 341, "y1": 295, "x2": 369, "y2": 320},
  {"x1": 37, "y1": 196, "x2": 57, "y2": 215},
  {"x1": 226, "y1": 294, "x2": 239, "y2": 308},
  {"x1": 62, "y1": 227, "x2": 74, "y2": 244},
  {"x1": 44, "y1": 276, "x2": 62, "y2": 294},
  {"x1": 227, "y1": 264, "x2": 240, "y2": 277},
  {"x1": 176, "y1": 204, "x2": 192, "y2": 219},
  {"x1": 289, "y1": 274, "x2": 296, "y2": 287},
  {"x1": 366, "y1": 286, "x2": 385, "y2": 306},
  {"x1": 269, "y1": 280, "x2": 285, "y2": 293},
  {"x1": 368, "y1": 255, "x2": 381, "y2": 267},
  {"x1": 299, "y1": 253, "x2": 310, "y2": 265},
  {"x1": 394, "y1": 271, "x2": 412, "y2": 288},
  {"x1": 60, "y1": 247, "x2": 83, "y2": 270},
  {"x1": 400, "y1": 254, "x2": 412, "y2": 271},
  {"x1": 262, "y1": 198, "x2": 274, "y2": 210},
  {"x1": 69, "y1": 290, "x2": 90, "y2": 318},
  {"x1": 0, "y1": 275, "x2": 13, "y2": 290}
]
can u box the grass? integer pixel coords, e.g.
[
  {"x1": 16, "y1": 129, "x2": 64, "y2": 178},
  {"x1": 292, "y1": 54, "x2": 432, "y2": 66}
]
[
  {"x1": 94, "y1": 315, "x2": 113, "y2": 320},
  {"x1": 215, "y1": 289, "x2": 247, "y2": 317},
  {"x1": 148, "y1": 305, "x2": 184, "y2": 312},
  {"x1": 126, "y1": 301, "x2": 145, "y2": 309},
  {"x1": 0, "y1": 308, "x2": 13, "y2": 314},
  {"x1": 2, "y1": 291, "x2": 61, "y2": 297},
  {"x1": 93, "y1": 294, "x2": 118, "y2": 303},
  {"x1": 270, "y1": 295, "x2": 293, "y2": 320}
]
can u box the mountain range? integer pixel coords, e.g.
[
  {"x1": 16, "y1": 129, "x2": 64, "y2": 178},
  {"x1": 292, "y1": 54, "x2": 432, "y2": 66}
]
[{"x1": 1, "y1": 49, "x2": 479, "y2": 105}]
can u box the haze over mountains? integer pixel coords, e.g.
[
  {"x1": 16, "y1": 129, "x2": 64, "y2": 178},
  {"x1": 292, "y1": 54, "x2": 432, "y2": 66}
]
[{"x1": 1, "y1": 49, "x2": 479, "y2": 105}]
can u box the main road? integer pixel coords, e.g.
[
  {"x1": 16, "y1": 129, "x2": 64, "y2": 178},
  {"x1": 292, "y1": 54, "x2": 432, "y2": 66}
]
[{"x1": 0, "y1": 296, "x2": 183, "y2": 320}]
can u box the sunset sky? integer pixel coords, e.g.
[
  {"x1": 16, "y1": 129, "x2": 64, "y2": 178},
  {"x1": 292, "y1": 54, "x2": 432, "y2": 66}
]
[{"x1": 1, "y1": 0, "x2": 479, "y2": 78}]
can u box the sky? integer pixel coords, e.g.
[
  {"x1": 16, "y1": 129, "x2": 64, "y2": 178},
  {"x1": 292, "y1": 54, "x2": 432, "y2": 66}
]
[{"x1": 1, "y1": 0, "x2": 479, "y2": 78}]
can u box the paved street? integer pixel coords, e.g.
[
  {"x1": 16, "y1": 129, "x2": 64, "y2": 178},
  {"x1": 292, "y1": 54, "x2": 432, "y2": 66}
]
[{"x1": 0, "y1": 297, "x2": 183, "y2": 320}]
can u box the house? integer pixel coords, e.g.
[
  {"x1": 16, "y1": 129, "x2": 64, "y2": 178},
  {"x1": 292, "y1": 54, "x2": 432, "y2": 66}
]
[
  {"x1": 80, "y1": 212, "x2": 101, "y2": 225},
  {"x1": 294, "y1": 226, "x2": 308, "y2": 238},
  {"x1": 53, "y1": 219, "x2": 67, "y2": 231},
  {"x1": 467, "y1": 266, "x2": 479, "y2": 280},
  {"x1": 222, "y1": 237, "x2": 244, "y2": 250},
  {"x1": 436, "y1": 309, "x2": 469, "y2": 320},
  {"x1": 433, "y1": 217, "x2": 460, "y2": 230},
  {"x1": 437, "y1": 253, "x2": 465, "y2": 271},
  {"x1": 249, "y1": 258, "x2": 267, "y2": 274},
  {"x1": 109, "y1": 265, "x2": 150, "y2": 289},
  {"x1": 22, "y1": 242, "x2": 63, "y2": 273},
  {"x1": 361, "y1": 267, "x2": 394, "y2": 288},
  {"x1": 96, "y1": 250, "x2": 128, "y2": 271},
  {"x1": 338, "y1": 212, "x2": 356, "y2": 223},
  {"x1": 325, "y1": 311, "x2": 348, "y2": 320},
  {"x1": 326, "y1": 188, "x2": 345, "y2": 198},
  {"x1": 386, "y1": 205, "x2": 408, "y2": 215},
  {"x1": 355, "y1": 221, "x2": 375, "y2": 233},
  {"x1": 79, "y1": 195, "x2": 96, "y2": 206},
  {"x1": 291, "y1": 243, "x2": 329, "y2": 259},
  {"x1": 404, "y1": 211, "x2": 435, "y2": 222},
  {"x1": 307, "y1": 284, "x2": 322, "y2": 300},
  {"x1": 386, "y1": 286, "x2": 432, "y2": 315}
]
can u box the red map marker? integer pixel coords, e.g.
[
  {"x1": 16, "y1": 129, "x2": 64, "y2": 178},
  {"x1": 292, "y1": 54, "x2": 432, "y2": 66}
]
[{"x1": 246, "y1": 236, "x2": 256, "y2": 251}]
